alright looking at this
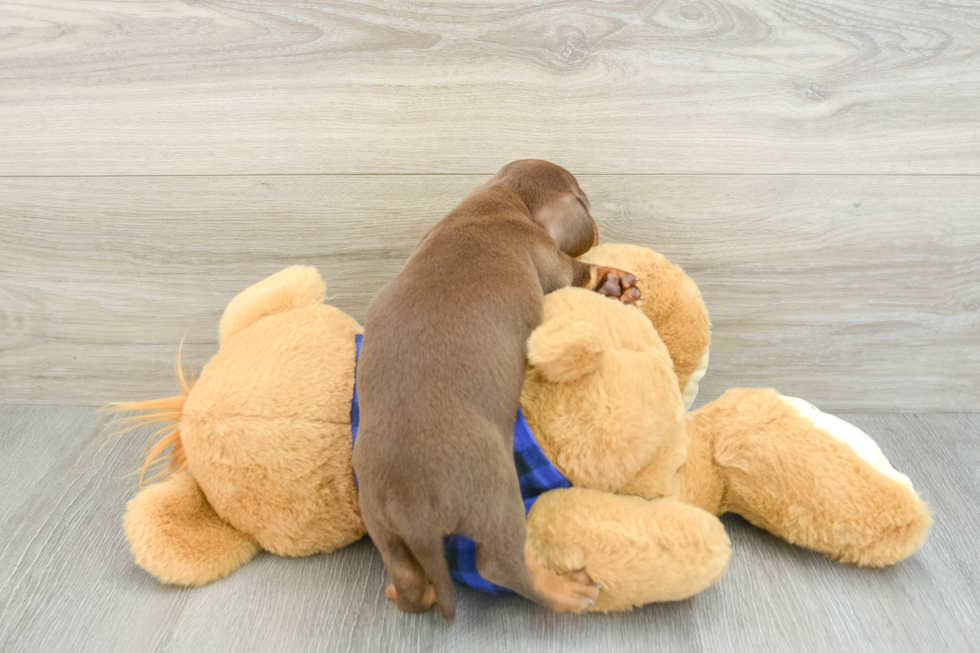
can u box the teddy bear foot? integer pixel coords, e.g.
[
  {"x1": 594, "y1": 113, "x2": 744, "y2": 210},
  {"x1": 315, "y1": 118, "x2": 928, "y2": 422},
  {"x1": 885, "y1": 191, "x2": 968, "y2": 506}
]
[
  {"x1": 691, "y1": 389, "x2": 932, "y2": 566},
  {"x1": 125, "y1": 472, "x2": 261, "y2": 586},
  {"x1": 526, "y1": 489, "x2": 730, "y2": 611}
]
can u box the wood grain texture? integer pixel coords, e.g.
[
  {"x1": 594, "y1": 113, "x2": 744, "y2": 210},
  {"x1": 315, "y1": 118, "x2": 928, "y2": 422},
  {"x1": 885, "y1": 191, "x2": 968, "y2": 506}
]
[
  {"x1": 0, "y1": 0, "x2": 978, "y2": 175},
  {"x1": 0, "y1": 408, "x2": 191, "y2": 653},
  {"x1": 1, "y1": 175, "x2": 977, "y2": 410},
  {"x1": 0, "y1": 408, "x2": 977, "y2": 652}
]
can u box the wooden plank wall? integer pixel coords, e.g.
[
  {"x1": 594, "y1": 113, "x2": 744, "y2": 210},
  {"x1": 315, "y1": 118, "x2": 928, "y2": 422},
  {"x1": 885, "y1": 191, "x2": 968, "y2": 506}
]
[{"x1": 0, "y1": 0, "x2": 978, "y2": 410}]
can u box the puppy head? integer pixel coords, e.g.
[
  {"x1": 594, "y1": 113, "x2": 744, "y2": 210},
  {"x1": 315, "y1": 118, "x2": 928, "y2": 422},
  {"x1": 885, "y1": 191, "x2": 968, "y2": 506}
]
[{"x1": 491, "y1": 160, "x2": 598, "y2": 256}]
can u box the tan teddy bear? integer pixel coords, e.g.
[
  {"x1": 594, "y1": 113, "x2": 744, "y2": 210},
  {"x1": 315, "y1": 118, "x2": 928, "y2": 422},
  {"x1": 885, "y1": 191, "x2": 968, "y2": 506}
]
[{"x1": 117, "y1": 244, "x2": 930, "y2": 613}]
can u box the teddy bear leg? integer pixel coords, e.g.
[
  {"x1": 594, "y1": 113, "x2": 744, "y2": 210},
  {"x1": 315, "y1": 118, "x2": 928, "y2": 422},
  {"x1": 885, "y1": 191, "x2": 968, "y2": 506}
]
[
  {"x1": 525, "y1": 488, "x2": 730, "y2": 611},
  {"x1": 125, "y1": 472, "x2": 261, "y2": 586},
  {"x1": 691, "y1": 389, "x2": 931, "y2": 566}
]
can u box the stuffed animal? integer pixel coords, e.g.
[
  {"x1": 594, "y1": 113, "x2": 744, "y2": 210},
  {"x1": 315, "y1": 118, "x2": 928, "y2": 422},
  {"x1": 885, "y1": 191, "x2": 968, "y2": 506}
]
[{"x1": 116, "y1": 245, "x2": 930, "y2": 612}]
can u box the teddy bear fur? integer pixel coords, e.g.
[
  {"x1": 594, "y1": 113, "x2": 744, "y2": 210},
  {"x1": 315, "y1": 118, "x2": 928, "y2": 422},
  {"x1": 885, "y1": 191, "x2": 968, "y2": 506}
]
[
  {"x1": 119, "y1": 244, "x2": 931, "y2": 610},
  {"x1": 519, "y1": 246, "x2": 931, "y2": 609},
  {"x1": 123, "y1": 266, "x2": 365, "y2": 585}
]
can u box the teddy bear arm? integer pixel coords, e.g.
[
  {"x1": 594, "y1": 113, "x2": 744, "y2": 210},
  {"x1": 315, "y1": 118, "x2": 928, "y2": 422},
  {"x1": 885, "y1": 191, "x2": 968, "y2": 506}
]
[
  {"x1": 525, "y1": 488, "x2": 730, "y2": 611},
  {"x1": 124, "y1": 472, "x2": 261, "y2": 586}
]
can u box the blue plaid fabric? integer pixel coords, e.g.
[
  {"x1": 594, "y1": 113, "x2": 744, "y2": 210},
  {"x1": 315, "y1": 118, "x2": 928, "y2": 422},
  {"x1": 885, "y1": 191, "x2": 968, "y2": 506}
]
[
  {"x1": 350, "y1": 333, "x2": 571, "y2": 595},
  {"x1": 351, "y1": 334, "x2": 363, "y2": 448}
]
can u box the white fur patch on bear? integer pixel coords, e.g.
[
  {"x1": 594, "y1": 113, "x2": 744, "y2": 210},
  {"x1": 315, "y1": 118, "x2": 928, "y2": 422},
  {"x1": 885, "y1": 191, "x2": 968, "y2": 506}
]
[
  {"x1": 682, "y1": 350, "x2": 709, "y2": 411},
  {"x1": 780, "y1": 396, "x2": 913, "y2": 489}
]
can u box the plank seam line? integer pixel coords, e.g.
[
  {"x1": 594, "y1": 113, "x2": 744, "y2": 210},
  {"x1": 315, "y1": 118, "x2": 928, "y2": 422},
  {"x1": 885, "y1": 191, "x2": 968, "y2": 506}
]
[{"x1": 1, "y1": 173, "x2": 979, "y2": 179}]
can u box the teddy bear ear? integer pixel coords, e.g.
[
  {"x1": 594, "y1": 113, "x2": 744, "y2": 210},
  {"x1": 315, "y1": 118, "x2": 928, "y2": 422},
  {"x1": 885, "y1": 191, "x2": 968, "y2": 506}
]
[
  {"x1": 527, "y1": 314, "x2": 605, "y2": 383},
  {"x1": 219, "y1": 266, "x2": 326, "y2": 346}
]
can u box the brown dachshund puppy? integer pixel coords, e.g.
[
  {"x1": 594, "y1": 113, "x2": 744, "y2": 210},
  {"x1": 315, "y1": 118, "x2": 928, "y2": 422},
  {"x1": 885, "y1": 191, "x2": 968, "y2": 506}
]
[{"x1": 352, "y1": 160, "x2": 641, "y2": 622}]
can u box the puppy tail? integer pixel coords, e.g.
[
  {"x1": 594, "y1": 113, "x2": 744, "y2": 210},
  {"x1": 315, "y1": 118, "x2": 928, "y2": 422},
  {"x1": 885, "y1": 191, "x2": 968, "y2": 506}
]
[{"x1": 406, "y1": 533, "x2": 456, "y2": 623}]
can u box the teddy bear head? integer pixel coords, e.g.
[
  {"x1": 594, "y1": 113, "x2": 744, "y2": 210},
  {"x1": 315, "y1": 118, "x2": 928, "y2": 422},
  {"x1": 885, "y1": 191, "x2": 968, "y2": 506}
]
[
  {"x1": 520, "y1": 287, "x2": 687, "y2": 497},
  {"x1": 579, "y1": 244, "x2": 711, "y2": 409},
  {"x1": 520, "y1": 244, "x2": 712, "y2": 499}
]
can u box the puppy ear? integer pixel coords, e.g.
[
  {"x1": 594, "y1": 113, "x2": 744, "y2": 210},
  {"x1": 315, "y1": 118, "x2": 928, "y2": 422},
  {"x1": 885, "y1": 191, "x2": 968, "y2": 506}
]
[
  {"x1": 527, "y1": 315, "x2": 605, "y2": 383},
  {"x1": 533, "y1": 195, "x2": 597, "y2": 257}
]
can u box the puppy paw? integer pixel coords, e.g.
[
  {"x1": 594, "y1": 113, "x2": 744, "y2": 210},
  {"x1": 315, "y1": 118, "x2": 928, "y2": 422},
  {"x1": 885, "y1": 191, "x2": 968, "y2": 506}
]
[
  {"x1": 540, "y1": 567, "x2": 602, "y2": 614},
  {"x1": 385, "y1": 583, "x2": 438, "y2": 614},
  {"x1": 588, "y1": 266, "x2": 642, "y2": 306}
]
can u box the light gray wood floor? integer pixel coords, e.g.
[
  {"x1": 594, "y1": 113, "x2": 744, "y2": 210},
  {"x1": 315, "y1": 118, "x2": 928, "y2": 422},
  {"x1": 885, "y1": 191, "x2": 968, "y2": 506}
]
[{"x1": 1, "y1": 407, "x2": 977, "y2": 652}]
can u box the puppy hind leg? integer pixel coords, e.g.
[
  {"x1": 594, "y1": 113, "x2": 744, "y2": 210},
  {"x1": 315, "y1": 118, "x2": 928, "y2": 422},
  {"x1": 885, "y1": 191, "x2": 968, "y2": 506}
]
[
  {"x1": 363, "y1": 513, "x2": 436, "y2": 614},
  {"x1": 472, "y1": 499, "x2": 599, "y2": 613}
]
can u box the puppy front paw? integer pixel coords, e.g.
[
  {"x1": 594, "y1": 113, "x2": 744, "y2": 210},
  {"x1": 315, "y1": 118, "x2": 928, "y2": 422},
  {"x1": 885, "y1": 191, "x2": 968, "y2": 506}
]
[{"x1": 588, "y1": 266, "x2": 642, "y2": 306}]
